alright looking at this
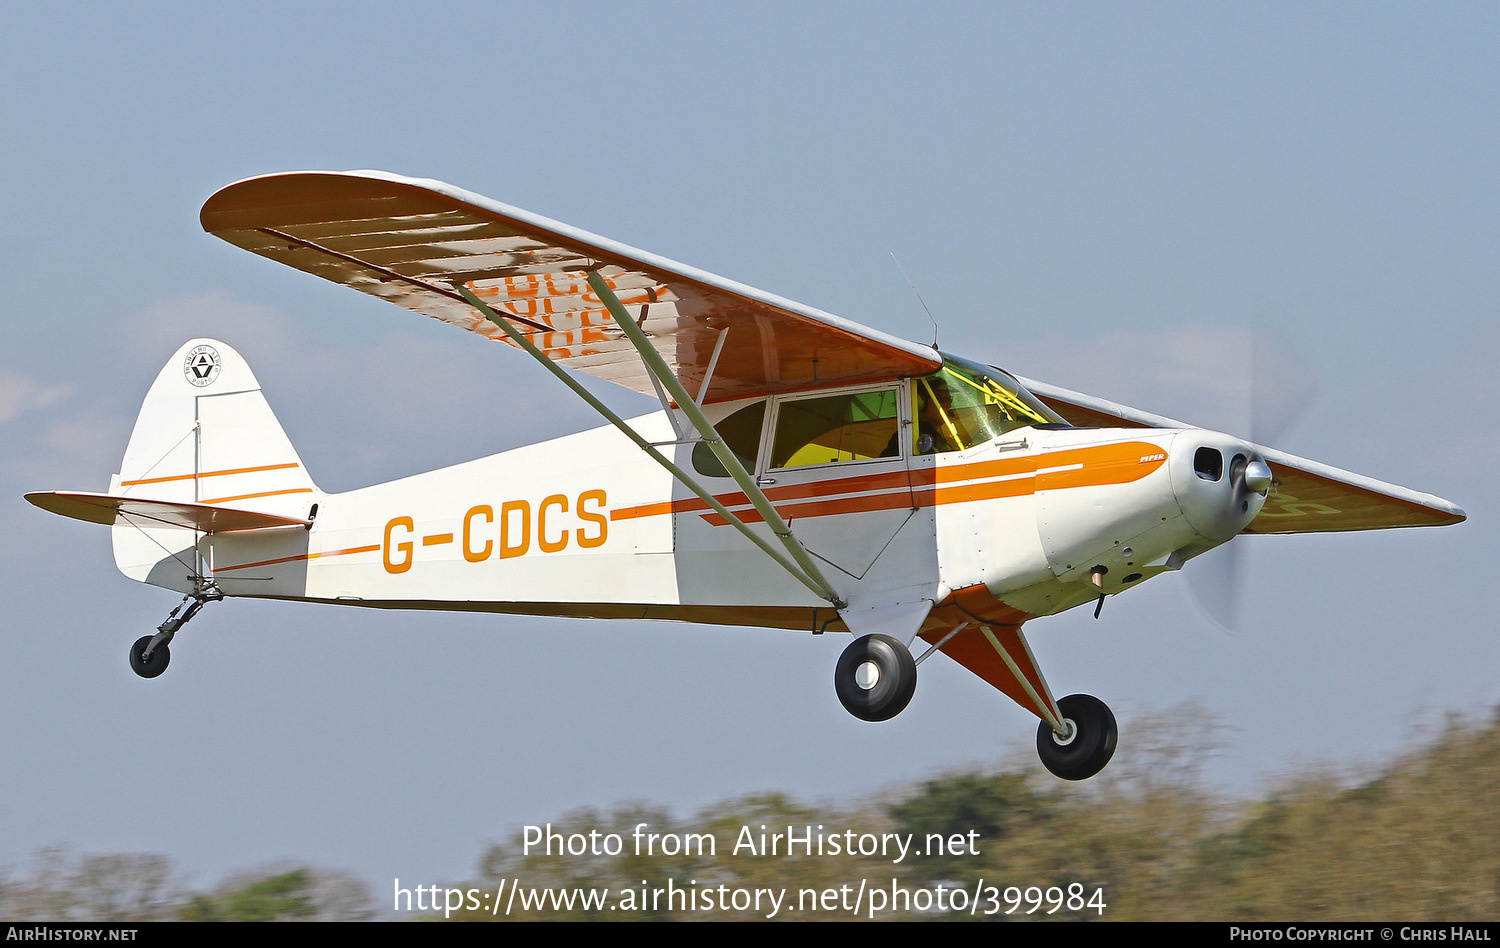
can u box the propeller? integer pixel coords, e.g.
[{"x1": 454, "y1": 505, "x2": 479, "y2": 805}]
[{"x1": 1182, "y1": 330, "x2": 1317, "y2": 634}]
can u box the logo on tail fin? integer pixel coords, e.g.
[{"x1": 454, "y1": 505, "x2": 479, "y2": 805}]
[{"x1": 183, "y1": 344, "x2": 221, "y2": 387}]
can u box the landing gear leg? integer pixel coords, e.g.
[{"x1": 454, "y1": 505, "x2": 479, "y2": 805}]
[
  {"x1": 130, "y1": 585, "x2": 222, "y2": 679},
  {"x1": 1036, "y1": 694, "x2": 1117, "y2": 780}
]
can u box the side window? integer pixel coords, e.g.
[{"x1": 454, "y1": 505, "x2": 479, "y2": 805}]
[
  {"x1": 692, "y1": 401, "x2": 766, "y2": 477},
  {"x1": 770, "y1": 388, "x2": 902, "y2": 469}
]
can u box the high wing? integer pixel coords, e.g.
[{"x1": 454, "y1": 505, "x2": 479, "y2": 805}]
[
  {"x1": 201, "y1": 171, "x2": 940, "y2": 403},
  {"x1": 201, "y1": 170, "x2": 1462, "y2": 537},
  {"x1": 1020, "y1": 377, "x2": 1466, "y2": 534}
]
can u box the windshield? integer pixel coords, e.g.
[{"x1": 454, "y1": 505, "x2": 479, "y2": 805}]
[{"x1": 913, "y1": 354, "x2": 1069, "y2": 454}]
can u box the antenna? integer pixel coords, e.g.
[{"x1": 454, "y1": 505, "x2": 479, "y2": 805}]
[{"x1": 890, "y1": 253, "x2": 940, "y2": 350}]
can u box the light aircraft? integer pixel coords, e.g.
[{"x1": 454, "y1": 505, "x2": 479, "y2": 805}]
[{"x1": 26, "y1": 171, "x2": 1465, "y2": 780}]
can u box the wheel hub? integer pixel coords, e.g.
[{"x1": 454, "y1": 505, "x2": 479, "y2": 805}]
[
  {"x1": 1050, "y1": 718, "x2": 1078, "y2": 746},
  {"x1": 855, "y1": 661, "x2": 880, "y2": 690}
]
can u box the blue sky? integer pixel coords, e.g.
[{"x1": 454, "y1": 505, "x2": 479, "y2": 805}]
[{"x1": 1, "y1": 3, "x2": 1494, "y2": 893}]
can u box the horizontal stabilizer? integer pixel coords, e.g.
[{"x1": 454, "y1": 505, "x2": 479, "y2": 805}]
[{"x1": 26, "y1": 491, "x2": 310, "y2": 533}]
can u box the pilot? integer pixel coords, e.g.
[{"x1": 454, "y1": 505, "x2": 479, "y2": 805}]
[{"x1": 915, "y1": 378, "x2": 963, "y2": 454}]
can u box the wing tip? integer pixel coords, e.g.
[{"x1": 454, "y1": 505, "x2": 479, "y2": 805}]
[{"x1": 200, "y1": 169, "x2": 446, "y2": 235}]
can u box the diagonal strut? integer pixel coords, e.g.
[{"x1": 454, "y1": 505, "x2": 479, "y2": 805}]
[{"x1": 452, "y1": 282, "x2": 844, "y2": 608}]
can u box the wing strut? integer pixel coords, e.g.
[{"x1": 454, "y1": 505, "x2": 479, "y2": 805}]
[
  {"x1": 584, "y1": 271, "x2": 847, "y2": 608},
  {"x1": 453, "y1": 283, "x2": 847, "y2": 610}
]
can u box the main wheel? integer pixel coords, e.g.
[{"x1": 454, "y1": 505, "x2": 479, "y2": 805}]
[
  {"x1": 835, "y1": 634, "x2": 916, "y2": 722},
  {"x1": 1036, "y1": 694, "x2": 1117, "y2": 780},
  {"x1": 129, "y1": 635, "x2": 170, "y2": 679}
]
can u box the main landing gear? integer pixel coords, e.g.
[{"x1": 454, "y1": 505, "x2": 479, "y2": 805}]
[
  {"x1": 831, "y1": 624, "x2": 1119, "y2": 781},
  {"x1": 1036, "y1": 694, "x2": 1117, "y2": 781},
  {"x1": 129, "y1": 585, "x2": 222, "y2": 679},
  {"x1": 834, "y1": 634, "x2": 917, "y2": 722}
]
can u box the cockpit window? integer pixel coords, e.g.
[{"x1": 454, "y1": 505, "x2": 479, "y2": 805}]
[
  {"x1": 770, "y1": 387, "x2": 902, "y2": 469},
  {"x1": 692, "y1": 357, "x2": 1066, "y2": 475},
  {"x1": 914, "y1": 354, "x2": 1068, "y2": 454},
  {"x1": 692, "y1": 401, "x2": 766, "y2": 477}
]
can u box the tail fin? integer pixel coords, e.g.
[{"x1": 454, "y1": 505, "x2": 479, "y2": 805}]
[{"x1": 109, "y1": 338, "x2": 317, "y2": 583}]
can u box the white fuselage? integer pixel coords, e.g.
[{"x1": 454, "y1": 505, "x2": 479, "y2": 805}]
[{"x1": 197, "y1": 401, "x2": 1263, "y2": 636}]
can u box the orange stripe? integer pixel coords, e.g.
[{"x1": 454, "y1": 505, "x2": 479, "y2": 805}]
[
  {"x1": 215, "y1": 552, "x2": 309, "y2": 572},
  {"x1": 611, "y1": 468, "x2": 919, "y2": 521},
  {"x1": 215, "y1": 543, "x2": 379, "y2": 573},
  {"x1": 931, "y1": 454, "x2": 1036, "y2": 484},
  {"x1": 709, "y1": 473, "x2": 1039, "y2": 525},
  {"x1": 702, "y1": 489, "x2": 918, "y2": 526},
  {"x1": 667, "y1": 441, "x2": 1167, "y2": 526},
  {"x1": 120, "y1": 462, "x2": 300, "y2": 487},
  {"x1": 244, "y1": 443, "x2": 1167, "y2": 560},
  {"x1": 1037, "y1": 442, "x2": 1166, "y2": 490},
  {"x1": 766, "y1": 469, "x2": 914, "y2": 502},
  {"x1": 199, "y1": 487, "x2": 314, "y2": 504},
  {"x1": 612, "y1": 500, "x2": 674, "y2": 521},
  {"x1": 210, "y1": 446, "x2": 1167, "y2": 572},
  {"x1": 309, "y1": 544, "x2": 382, "y2": 560},
  {"x1": 927, "y1": 476, "x2": 1035, "y2": 506}
]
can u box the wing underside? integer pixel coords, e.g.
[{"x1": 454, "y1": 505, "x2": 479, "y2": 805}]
[{"x1": 201, "y1": 171, "x2": 940, "y2": 403}]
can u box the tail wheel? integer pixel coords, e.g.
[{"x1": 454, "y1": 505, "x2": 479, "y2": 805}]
[
  {"x1": 1036, "y1": 694, "x2": 1117, "y2": 780},
  {"x1": 835, "y1": 634, "x2": 917, "y2": 722},
  {"x1": 129, "y1": 636, "x2": 170, "y2": 679}
]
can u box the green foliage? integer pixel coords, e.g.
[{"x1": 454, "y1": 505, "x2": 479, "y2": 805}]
[
  {"x1": 889, "y1": 771, "x2": 1055, "y2": 884},
  {"x1": 7, "y1": 705, "x2": 1500, "y2": 922},
  {"x1": 449, "y1": 708, "x2": 1500, "y2": 921},
  {"x1": 1175, "y1": 714, "x2": 1500, "y2": 921},
  {"x1": 175, "y1": 869, "x2": 316, "y2": 922}
]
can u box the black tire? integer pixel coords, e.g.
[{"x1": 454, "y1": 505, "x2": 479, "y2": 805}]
[
  {"x1": 835, "y1": 634, "x2": 916, "y2": 722},
  {"x1": 1036, "y1": 694, "x2": 1117, "y2": 780},
  {"x1": 129, "y1": 635, "x2": 170, "y2": 679}
]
